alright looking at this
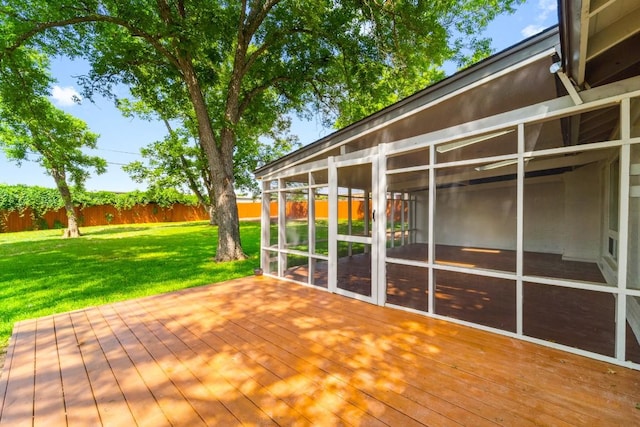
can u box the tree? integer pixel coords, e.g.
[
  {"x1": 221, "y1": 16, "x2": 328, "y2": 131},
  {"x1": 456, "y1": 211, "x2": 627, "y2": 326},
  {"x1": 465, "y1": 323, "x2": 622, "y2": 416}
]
[
  {"x1": 0, "y1": 47, "x2": 106, "y2": 237},
  {"x1": 128, "y1": 124, "x2": 221, "y2": 226},
  {"x1": 1, "y1": 0, "x2": 522, "y2": 259},
  {"x1": 118, "y1": 99, "x2": 298, "y2": 227}
]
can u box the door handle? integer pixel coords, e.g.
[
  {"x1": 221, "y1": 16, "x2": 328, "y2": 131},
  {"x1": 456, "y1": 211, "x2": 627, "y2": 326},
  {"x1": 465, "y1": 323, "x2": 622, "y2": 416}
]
[{"x1": 372, "y1": 209, "x2": 376, "y2": 222}]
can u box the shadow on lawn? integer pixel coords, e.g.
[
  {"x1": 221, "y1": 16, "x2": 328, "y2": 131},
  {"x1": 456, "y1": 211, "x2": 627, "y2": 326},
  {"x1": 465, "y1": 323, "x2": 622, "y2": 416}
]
[
  {"x1": 0, "y1": 222, "x2": 261, "y2": 346},
  {"x1": 84, "y1": 226, "x2": 150, "y2": 236},
  {"x1": 83, "y1": 221, "x2": 211, "y2": 237}
]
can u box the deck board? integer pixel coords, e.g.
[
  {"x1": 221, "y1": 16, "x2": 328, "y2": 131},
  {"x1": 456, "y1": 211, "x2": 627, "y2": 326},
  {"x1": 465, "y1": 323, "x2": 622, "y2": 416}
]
[
  {"x1": 251, "y1": 289, "x2": 599, "y2": 425},
  {"x1": 0, "y1": 320, "x2": 36, "y2": 427},
  {"x1": 1, "y1": 277, "x2": 639, "y2": 426},
  {"x1": 88, "y1": 305, "x2": 171, "y2": 427},
  {"x1": 55, "y1": 313, "x2": 102, "y2": 427},
  {"x1": 34, "y1": 316, "x2": 66, "y2": 426},
  {"x1": 70, "y1": 309, "x2": 138, "y2": 427}
]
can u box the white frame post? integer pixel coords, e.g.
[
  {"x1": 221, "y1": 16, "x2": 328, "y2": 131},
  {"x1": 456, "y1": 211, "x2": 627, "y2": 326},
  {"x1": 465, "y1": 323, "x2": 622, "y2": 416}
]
[
  {"x1": 328, "y1": 157, "x2": 338, "y2": 293},
  {"x1": 260, "y1": 179, "x2": 270, "y2": 272},
  {"x1": 308, "y1": 171, "x2": 316, "y2": 286},
  {"x1": 616, "y1": 98, "x2": 631, "y2": 360},
  {"x1": 277, "y1": 178, "x2": 286, "y2": 277},
  {"x1": 516, "y1": 123, "x2": 525, "y2": 336},
  {"x1": 428, "y1": 144, "x2": 436, "y2": 314},
  {"x1": 390, "y1": 192, "x2": 396, "y2": 248},
  {"x1": 375, "y1": 144, "x2": 388, "y2": 306},
  {"x1": 364, "y1": 187, "x2": 371, "y2": 254},
  {"x1": 400, "y1": 194, "x2": 403, "y2": 243},
  {"x1": 347, "y1": 188, "x2": 353, "y2": 256}
]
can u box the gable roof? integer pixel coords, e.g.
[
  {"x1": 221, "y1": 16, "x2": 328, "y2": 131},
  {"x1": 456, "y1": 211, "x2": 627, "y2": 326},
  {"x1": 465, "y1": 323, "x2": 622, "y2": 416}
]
[
  {"x1": 257, "y1": 0, "x2": 640, "y2": 179},
  {"x1": 255, "y1": 27, "x2": 560, "y2": 179}
]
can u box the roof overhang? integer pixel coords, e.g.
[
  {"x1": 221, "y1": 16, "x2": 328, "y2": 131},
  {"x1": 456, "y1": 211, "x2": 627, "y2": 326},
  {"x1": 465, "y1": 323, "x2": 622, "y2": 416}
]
[
  {"x1": 560, "y1": 0, "x2": 640, "y2": 88},
  {"x1": 257, "y1": 0, "x2": 640, "y2": 180},
  {"x1": 255, "y1": 27, "x2": 560, "y2": 179}
]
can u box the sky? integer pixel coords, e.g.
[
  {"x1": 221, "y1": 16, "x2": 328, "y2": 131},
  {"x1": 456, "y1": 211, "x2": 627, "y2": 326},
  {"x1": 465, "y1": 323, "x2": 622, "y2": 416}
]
[{"x1": 0, "y1": 0, "x2": 558, "y2": 193}]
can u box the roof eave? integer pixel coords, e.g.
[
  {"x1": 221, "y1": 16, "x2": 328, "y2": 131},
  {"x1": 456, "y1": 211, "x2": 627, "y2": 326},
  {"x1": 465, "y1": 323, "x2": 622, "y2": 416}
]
[{"x1": 255, "y1": 26, "x2": 560, "y2": 178}]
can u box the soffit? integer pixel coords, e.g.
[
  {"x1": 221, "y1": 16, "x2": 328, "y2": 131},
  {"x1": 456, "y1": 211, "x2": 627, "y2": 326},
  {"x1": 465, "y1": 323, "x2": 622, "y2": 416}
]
[
  {"x1": 562, "y1": 0, "x2": 640, "y2": 87},
  {"x1": 255, "y1": 28, "x2": 560, "y2": 179}
]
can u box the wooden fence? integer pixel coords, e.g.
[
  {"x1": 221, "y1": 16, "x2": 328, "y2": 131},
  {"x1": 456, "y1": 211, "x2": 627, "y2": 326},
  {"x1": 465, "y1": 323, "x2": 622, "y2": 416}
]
[
  {"x1": 0, "y1": 199, "x2": 403, "y2": 233},
  {"x1": 1, "y1": 202, "x2": 281, "y2": 233}
]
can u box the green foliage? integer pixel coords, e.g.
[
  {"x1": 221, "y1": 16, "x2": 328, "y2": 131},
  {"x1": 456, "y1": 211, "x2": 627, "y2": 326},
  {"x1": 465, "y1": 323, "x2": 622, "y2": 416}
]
[
  {"x1": 0, "y1": 184, "x2": 200, "y2": 213},
  {"x1": 0, "y1": 221, "x2": 261, "y2": 350},
  {"x1": 1, "y1": 0, "x2": 524, "y2": 257},
  {"x1": 0, "y1": 46, "x2": 107, "y2": 189},
  {"x1": 0, "y1": 185, "x2": 63, "y2": 217}
]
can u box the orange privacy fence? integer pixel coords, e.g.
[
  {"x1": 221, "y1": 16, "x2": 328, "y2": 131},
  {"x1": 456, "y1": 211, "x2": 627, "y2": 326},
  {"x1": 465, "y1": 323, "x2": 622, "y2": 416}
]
[
  {"x1": 0, "y1": 199, "x2": 397, "y2": 232},
  {"x1": 0, "y1": 203, "x2": 212, "y2": 233}
]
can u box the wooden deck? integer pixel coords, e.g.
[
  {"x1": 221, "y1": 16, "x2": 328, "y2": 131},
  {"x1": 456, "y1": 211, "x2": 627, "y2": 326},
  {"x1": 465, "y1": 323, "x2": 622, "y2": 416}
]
[{"x1": 1, "y1": 277, "x2": 639, "y2": 426}]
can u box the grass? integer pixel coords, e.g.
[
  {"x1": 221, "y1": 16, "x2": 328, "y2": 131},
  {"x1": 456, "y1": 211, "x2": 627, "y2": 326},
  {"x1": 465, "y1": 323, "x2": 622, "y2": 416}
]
[{"x1": 0, "y1": 220, "x2": 261, "y2": 354}]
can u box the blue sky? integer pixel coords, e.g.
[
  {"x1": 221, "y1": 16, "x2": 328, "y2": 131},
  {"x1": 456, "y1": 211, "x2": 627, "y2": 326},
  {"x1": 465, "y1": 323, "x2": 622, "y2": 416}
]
[{"x1": 0, "y1": 0, "x2": 558, "y2": 193}]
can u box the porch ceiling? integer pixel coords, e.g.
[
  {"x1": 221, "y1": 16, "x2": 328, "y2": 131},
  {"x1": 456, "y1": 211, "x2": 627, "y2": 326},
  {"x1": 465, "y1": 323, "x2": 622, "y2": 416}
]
[{"x1": 562, "y1": 0, "x2": 640, "y2": 88}]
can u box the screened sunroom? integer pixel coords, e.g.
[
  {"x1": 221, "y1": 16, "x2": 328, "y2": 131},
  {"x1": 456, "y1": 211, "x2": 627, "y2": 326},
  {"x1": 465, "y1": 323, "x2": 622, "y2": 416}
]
[{"x1": 255, "y1": 16, "x2": 640, "y2": 369}]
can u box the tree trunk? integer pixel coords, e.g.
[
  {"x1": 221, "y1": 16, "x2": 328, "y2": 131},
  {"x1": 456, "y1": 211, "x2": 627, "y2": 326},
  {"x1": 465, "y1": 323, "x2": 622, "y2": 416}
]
[
  {"x1": 212, "y1": 170, "x2": 246, "y2": 261},
  {"x1": 178, "y1": 56, "x2": 245, "y2": 261},
  {"x1": 50, "y1": 167, "x2": 81, "y2": 238},
  {"x1": 207, "y1": 204, "x2": 216, "y2": 225},
  {"x1": 206, "y1": 187, "x2": 217, "y2": 226}
]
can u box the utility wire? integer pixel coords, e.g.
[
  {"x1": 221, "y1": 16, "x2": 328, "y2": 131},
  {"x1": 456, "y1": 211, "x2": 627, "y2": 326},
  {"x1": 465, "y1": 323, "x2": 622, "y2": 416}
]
[{"x1": 95, "y1": 148, "x2": 142, "y2": 156}]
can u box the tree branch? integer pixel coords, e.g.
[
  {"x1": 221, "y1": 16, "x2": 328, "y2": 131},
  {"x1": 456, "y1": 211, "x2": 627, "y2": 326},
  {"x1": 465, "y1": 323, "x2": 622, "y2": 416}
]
[
  {"x1": 241, "y1": 25, "x2": 314, "y2": 77},
  {"x1": 243, "y1": 0, "x2": 280, "y2": 43},
  {"x1": 238, "y1": 75, "x2": 290, "y2": 116},
  {"x1": 1, "y1": 13, "x2": 181, "y2": 69}
]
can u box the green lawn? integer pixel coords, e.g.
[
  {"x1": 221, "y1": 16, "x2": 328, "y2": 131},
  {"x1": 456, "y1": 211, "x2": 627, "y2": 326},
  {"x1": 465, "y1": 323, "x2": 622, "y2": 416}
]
[{"x1": 0, "y1": 221, "x2": 261, "y2": 353}]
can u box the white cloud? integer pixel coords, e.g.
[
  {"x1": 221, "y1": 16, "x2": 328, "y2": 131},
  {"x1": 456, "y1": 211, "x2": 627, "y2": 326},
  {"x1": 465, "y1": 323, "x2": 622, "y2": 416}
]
[
  {"x1": 521, "y1": 24, "x2": 545, "y2": 38},
  {"x1": 537, "y1": 0, "x2": 558, "y2": 22},
  {"x1": 520, "y1": 0, "x2": 558, "y2": 39},
  {"x1": 51, "y1": 85, "x2": 81, "y2": 106}
]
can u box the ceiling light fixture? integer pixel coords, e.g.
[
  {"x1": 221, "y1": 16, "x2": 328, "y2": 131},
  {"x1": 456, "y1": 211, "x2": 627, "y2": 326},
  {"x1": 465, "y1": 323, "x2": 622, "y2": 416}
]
[
  {"x1": 436, "y1": 129, "x2": 515, "y2": 153},
  {"x1": 474, "y1": 157, "x2": 533, "y2": 171}
]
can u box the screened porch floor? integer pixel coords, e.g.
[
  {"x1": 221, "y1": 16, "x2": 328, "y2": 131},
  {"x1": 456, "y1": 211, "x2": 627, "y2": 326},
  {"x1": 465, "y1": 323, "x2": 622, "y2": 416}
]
[
  {"x1": 284, "y1": 244, "x2": 640, "y2": 363},
  {"x1": 1, "y1": 277, "x2": 640, "y2": 426}
]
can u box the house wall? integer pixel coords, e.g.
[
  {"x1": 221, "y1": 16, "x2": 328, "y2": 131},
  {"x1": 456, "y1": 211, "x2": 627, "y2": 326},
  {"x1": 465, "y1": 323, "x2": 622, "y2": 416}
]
[
  {"x1": 563, "y1": 162, "x2": 602, "y2": 262},
  {"x1": 523, "y1": 178, "x2": 565, "y2": 254},
  {"x1": 435, "y1": 183, "x2": 517, "y2": 250},
  {"x1": 409, "y1": 166, "x2": 600, "y2": 259}
]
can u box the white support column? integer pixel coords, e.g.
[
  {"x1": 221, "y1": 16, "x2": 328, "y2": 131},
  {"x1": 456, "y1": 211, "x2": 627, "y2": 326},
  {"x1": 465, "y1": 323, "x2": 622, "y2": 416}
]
[
  {"x1": 516, "y1": 123, "x2": 525, "y2": 336},
  {"x1": 616, "y1": 98, "x2": 631, "y2": 360},
  {"x1": 328, "y1": 157, "x2": 338, "y2": 293},
  {"x1": 428, "y1": 145, "x2": 436, "y2": 314},
  {"x1": 364, "y1": 187, "x2": 370, "y2": 254},
  {"x1": 260, "y1": 180, "x2": 270, "y2": 272},
  {"x1": 411, "y1": 194, "x2": 416, "y2": 244},
  {"x1": 347, "y1": 187, "x2": 353, "y2": 256},
  {"x1": 376, "y1": 144, "x2": 388, "y2": 306},
  {"x1": 390, "y1": 192, "x2": 396, "y2": 248},
  {"x1": 308, "y1": 172, "x2": 316, "y2": 286},
  {"x1": 278, "y1": 179, "x2": 286, "y2": 277},
  {"x1": 401, "y1": 194, "x2": 406, "y2": 246},
  {"x1": 364, "y1": 188, "x2": 370, "y2": 234}
]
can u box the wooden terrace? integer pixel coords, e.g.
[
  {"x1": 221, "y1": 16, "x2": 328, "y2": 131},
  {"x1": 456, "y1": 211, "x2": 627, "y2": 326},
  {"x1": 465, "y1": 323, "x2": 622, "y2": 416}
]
[{"x1": 1, "y1": 277, "x2": 639, "y2": 426}]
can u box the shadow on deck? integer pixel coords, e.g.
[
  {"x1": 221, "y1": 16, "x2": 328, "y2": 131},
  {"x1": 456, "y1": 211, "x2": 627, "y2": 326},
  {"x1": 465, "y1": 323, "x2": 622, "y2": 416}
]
[{"x1": 1, "y1": 277, "x2": 639, "y2": 425}]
